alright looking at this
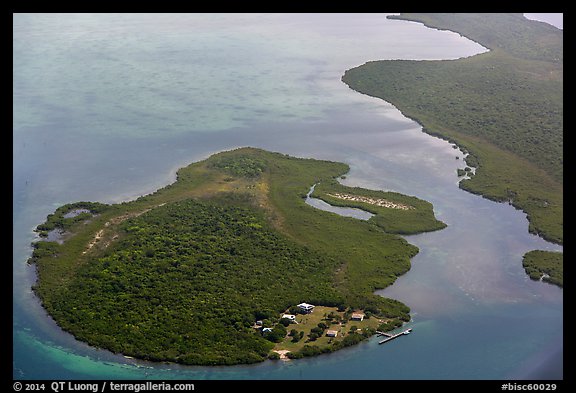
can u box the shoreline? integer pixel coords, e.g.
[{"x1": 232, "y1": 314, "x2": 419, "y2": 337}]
[
  {"x1": 29, "y1": 148, "x2": 432, "y2": 366},
  {"x1": 14, "y1": 13, "x2": 563, "y2": 379},
  {"x1": 341, "y1": 13, "x2": 563, "y2": 252}
]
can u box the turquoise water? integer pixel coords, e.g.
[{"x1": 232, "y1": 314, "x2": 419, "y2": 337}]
[{"x1": 13, "y1": 14, "x2": 561, "y2": 380}]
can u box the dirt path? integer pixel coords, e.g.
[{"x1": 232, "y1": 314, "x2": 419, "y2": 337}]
[{"x1": 82, "y1": 205, "x2": 161, "y2": 255}]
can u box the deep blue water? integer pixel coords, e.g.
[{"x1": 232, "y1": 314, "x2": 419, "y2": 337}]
[{"x1": 13, "y1": 13, "x2": 562, "y2": 380}]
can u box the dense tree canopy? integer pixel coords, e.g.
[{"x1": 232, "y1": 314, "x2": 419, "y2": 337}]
[
  {"x1": 342, "y1": 13, "x2": 563, "y2": 246},
  {"x1": 342, "y1": 13, "x2": 563, "y2": 278}
]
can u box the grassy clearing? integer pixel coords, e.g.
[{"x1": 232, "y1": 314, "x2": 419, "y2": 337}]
[{"x1": 272, "y1": 306, "x2": 385, "y2": 355}]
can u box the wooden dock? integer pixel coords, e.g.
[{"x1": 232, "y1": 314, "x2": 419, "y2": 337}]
[{"x1": 377, "y1": 328, "x2": 412, "y2": 345}]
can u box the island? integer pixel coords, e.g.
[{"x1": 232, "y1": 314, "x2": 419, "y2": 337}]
[
  {"x1": 522, "y1": 250, "x2": 563, "y2": 287},
  {"x1": 29, "y1": 147, "x2": 446, "y2": 365},
  {"x1": 341, "y1": 13, "x2": 563, "y2": 285}
]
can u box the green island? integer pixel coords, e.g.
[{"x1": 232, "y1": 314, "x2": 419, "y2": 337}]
[
  {"x1": 341, "y1": 13, "x2": 563, "y2": 284},
  {"x1": 312, "y1": 180, "x2": 447, "y2": 235},
  {"x1": 29, "y1": 147, "x2": 446, "y2": 365},
  {"x1": 522, "y1": 250, "x2": 563, "y2": 287}
]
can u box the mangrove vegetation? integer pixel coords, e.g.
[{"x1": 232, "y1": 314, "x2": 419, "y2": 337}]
[
  {"x1": 522, "y1": 250, "x2": 563, "y2": 287},
  {"x1": 342, "y1": 13, "x2": 562, "y2": 281},
  {"x1": 29, "y1": 147, "x2": 446, "y2": 365}
]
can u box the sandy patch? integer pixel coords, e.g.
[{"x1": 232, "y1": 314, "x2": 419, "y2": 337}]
[
  {"x1": 272, "y1": 350, "x2": 292, "y2": 360},
  {"x1": 327, "y1": 193, "x2": 413, "y2": 210}
]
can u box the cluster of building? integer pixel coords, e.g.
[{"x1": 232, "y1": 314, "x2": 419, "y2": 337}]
[
  {"x1": 326, "y1": 313, "x2": 365, "y2": 337},
  {"x1": 256, "y1": 303, "x2": 316, "y2": 332},
  {"x1": 256, "y1": 303, "x2": 367, "y2": 339}
]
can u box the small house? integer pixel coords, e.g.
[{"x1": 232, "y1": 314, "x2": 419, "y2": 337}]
[
  {"x1": 297, "y1": 303, "x2": 315, "y2": 314},
  {"x1": 351, "y1": 313, "x2": 365, "y2": 321},
  {"x1": 262, "y1": 327, "x2": 273, "y2": 333},
  {"x1": 281, "y1": 314, "x2": 296, "y2": 321},
  {"x1": 326, "y1": 330, "x2": 338, "y2": 337}
]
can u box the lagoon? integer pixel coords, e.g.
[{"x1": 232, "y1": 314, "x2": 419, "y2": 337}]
[{"x1": 13, "y1": 13, "x2": 561, "y2": 379}]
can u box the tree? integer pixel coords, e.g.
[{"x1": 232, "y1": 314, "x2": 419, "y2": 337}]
[
  {"x1": 263, "y1": 324, "x2": 287, "y2": 343},
  {"x1": 279, "y1": 318, "x2": 292, "y2": 327},
  {"x1": 268, "y1": 352, "x2": 280, "y2": 360}
]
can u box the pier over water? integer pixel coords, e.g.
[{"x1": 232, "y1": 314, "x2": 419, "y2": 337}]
[{"x1": 377, "y1": 328, "x2": 412, "y2": 345}]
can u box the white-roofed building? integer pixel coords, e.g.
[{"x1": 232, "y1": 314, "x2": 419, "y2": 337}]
[{"x1": 297, "y1": 303, "x2": 315, "y2": 313}]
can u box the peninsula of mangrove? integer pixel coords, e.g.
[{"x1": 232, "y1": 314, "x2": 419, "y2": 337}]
[
  {"x1": 342, "y1": 13, "x2": 563, "y2": 285},
  {"x1": 29, "y1": 147, "x2": 446, "y2": 365}
]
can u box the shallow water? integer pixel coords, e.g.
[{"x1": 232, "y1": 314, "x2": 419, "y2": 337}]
[
  {"x1": 523, "y1": 13, "x2": 563, "y2": 29},
  {"x1": 13, "y1": 13, "x2": 561, "y2": 379}
]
